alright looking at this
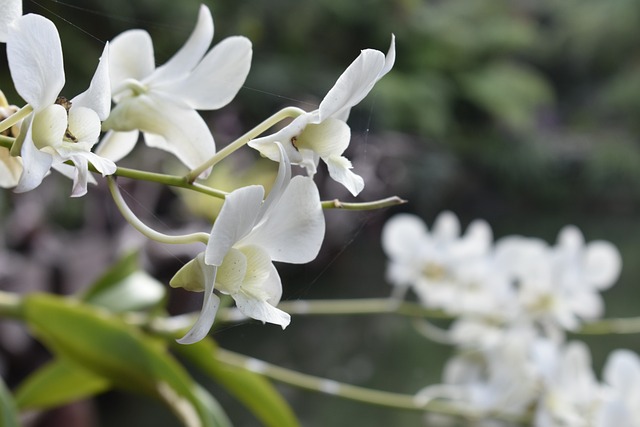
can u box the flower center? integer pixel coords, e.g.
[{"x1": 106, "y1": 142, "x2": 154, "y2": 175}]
[{"x1": 55, "y1": 96, "x2": 78, "y2": 143}]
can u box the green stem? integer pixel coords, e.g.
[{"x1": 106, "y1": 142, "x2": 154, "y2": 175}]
[
  {"x1": 0, "y1": 136, "x2": 13, "y2": 150},
  {"x1": 321, "y1": 196, "x2": 407, "y2": 210},
  {"x1": 107, "y1": 176, "x2": 210, "y2": 245},
  {"x1": 214, "y1": 348, "x2": 528, "y2": 424},
  {"x1": 186, "y1": 106, "x2": 306, "y2": 182},
  {"x1": 576, "y1": 317, "x2": 640, "y2": 335},
  {"x1": 0, "y1": 105, "x2": 32, "y2": 134}
]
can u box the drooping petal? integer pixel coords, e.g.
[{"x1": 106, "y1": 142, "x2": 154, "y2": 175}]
[
  {"x1": 67, "y1": 154, "x2": 90, "y2": 197},
  {"x1": 0, "y1": 0, "x2": 21, "y2": 43},
  {"x1": 170, "y1": 252, "x2": 209, "y2": 292},
  {"x1": 318, "y1": 49, "x2": 385, "y2": 122},
  {"x1": 233, "y1": 293, "x2": 290, "y2": 328},
  {"x1": 73, "y1": 150, "x2": 117, "y2": 176},
  {"x1": 324, "y1": 154, "x2": 364, "y2": 196},
  {"x1": 215, "y1": 247, "x2": 247, "y2": 296},
  {"x1": 67, "y1": 106, "x2": 101, "y2": 144},
  {"x1": 102, "y1": 92, "x2": 216, "y2": 170},
  {"x1": 258, "y1": 142, "x2": 290, "y2": 220},
  {"x1": 247, "y1": 176, "x2": 325, "y2": 264},
  {"x1": 15, "y1": 124, "x2": 53, "y2": 193},
  {"x1": 7, "y1": 14, "x2": 65, "y2": 109},
  {"x1": 150, "y1": 4, "x2": 214, "y2": 85},
  {"x1": 72, "y1": 43, "x2": 112, "y2": 120},
  {"x1": 95, "y1": 130, "x2": 140, "y2": 162},
  {"x1": 248, "y1": 113, "x2": 309, "y2": 164},
  {"x1": 159, "y1": 36, "x2": 252, "y2": 110},
  {"x1": 176, "y1": 257, "x2": 221, "y2": 345},
  {"x1": 205, "y1": 185, "x2": 264, "y2": 266},
  {"x1": 108, "y1": 29, "x2": 155, "y2": 92},
  {"x1": 296, "y1": 118, "x2": 351, "y2": 158},
  {"x1": 52, "y1": 162, "x2": 97, "y2": 189}
]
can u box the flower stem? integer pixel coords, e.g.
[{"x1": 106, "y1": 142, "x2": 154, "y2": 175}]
[
  {"x1": 0, "y1": 104, "x2": 32, "y2": 134},
  {"x1": 214, "y1": 348, "x2": 528, "y2": 424},
  {"x1": 185, "y1": 106, "x2": 306, "y2": 182},
  {"x1": 0, "y1": 136, "x2": 13, "y2": 150},
  {"x1": 107, "y1": 176, "x2": 210, "y2": 245},
  {"x1": 321, "y1": 196, "x2": 407, "y2": 210}
]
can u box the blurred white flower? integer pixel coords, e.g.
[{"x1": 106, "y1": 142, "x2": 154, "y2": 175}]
[
  {"x1": 6, "y1": 14, "x2": 115, "y2": 196},
  {"x1": 534, "y1": 341, "x2": 603, "y2": 427},
  {"x1": 595, "y1": 349, "x2": 640, "y2": 427},
  {"x1": 249, "y1": 36, "x2": 395, "y2": 196},
  {"x1": 171, "y1": 144, "x2": 325, "y2": 344},
  {"x1": 99, "y1": 5, "x2": 252, "y2": 175}
]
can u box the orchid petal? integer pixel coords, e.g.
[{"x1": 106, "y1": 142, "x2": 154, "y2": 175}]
[
  {"x1": 259, "y1": 142, "x2": 290, "y2": 219},
  {"x1": 68, "y1": 106, "x2": 101, "y2": 144},
  {"x1": 318, "y1": 49, "x2": 385, "y2": 121},
  {"x1": 297, "y1": 118, "x2": 350, "y2": 158},
  {"x1": 103, "y1": 93, "x2": 216, "y2": 170},
  {"x1": 215, "y1": 247, "x2": 247, "y2": 296},
  {"x1": 170, "y1": 252, "x2": 208, "y2": 292},
  {"x1": 95, "y1": 130, "x2": 139, "y2": 162},
  {"x1": 109, "y1": 29, "x2": 155, "y2": 91},
  {"x1": 324, "y1": 154, "x2": 364, "y2": 196},
  {"x1": 205, "y1": 185, "x2": 264, "y2": 266},
  {"x1": 7, "y1": 14, "x2": 65, "y2": 109},
  {"x1": 233, "y1": 287, "x2": 290, "y2": 329},
  {"x1": 248, "y1": 113, "x2": 309, "y2": 164},
  {"x1": 72, "y1": 43, "x2": 111, "y2": 120},
  {"x1": 76, "y1": 151, "x2": 117, "y2": 176},
  {"x1": 177, "y1": 258, "x2": 221, "y2": 345},
  {"x1": 603, "y1": 349, "x2": 640, "y2": 394},
  {"x1": 0, "y1": 147, "x2": 22, "y2": 188},
  {"x1": 31, "y1": 104, "x2": 67, "y2": 148},
  {"x1": 0, "y1": 0, "x2": 21, "y2": 42},
  {"x1": 247, "y1": 176, "x2": 325, "y2": 264},
  {"x1": 151, "y1": 5, "x2": 214, "y2": 85},
  {"x1": 432, "y1": 211, "x2": 461, "y2": 242},
  {"x1": 67, "y1": 155, "x2": 90, "y2": 197},
  {"x1": 239, "y1": 245, "x2": 273, "y2": 290},
  {"x1": 15, "y1": 124, "x2": 53, "y2": 193},
  {"x1": 52, "y1": 162, "x2": 97, "y2": 188},
  {"x1": 160, "y1": 36, "x2": 252, "y2": 110}
]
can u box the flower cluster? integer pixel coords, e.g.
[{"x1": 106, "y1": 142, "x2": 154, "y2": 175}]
[
  {"x1": 0, "y1": 0, "x2": 395, "y2": 343},
  {"x1": 382, "y1": 212, "x2": 638, "y2": 425}
]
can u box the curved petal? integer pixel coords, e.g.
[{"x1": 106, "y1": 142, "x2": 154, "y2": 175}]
[
  {"x1": 176, "y1": 258, "x2": 221, "y2": 345},
  {"x1": 67, "y1": 154, "x2": 90, "y2": 197},
  {"x1": 248, "y1": 113, "x2": 309, "y2": 164},
  {"x1": 109, "y1": 29, "x2": 155, "y2": 91},
  {"x1": 239, "y1": 245, "x2": 273, "y2": 291},
  {"x1": 150, "y1": 4, "x2": 214, "y2": 85},
  {"x1": 102, "y1": 93, "x2": 216, "y2": 170},
  {"x1": 247, "y1": 176, "x2": 325, "y2": 264},
  {"x1": 318, "y1": 49, "x2": 385, "y2": 121},
  {"x1": 159, "y1": 36, "x2": 252, "y2": 110},
  {"x1": 74, "y1": 150, "x2": 117, "y2": 176},
  {"x1": 95, "y1": 130, "x2": 139, "y2": 162},
  {"x1": 31, "y1": 104, "x2": 67, "y2": 149},
  {"x1": 324, "y1": 154, "x2": 364, "y2": 196},
  {"x1": 0, "y1": 0, "x2": 22, "y2": 42},
  {"x1": 7, "y1": 14, "x2": 64, "y2": 109},
  {"x1": 297, "y1": 118, "x2": 351, "y2": 158},
  {"x1": 170, "y1": 252, "x2": 208, "y2": 292},
  {"x1": 205, "y1": 185, "x2": 264, "y2": 266},
  {"x1": 68, "y1": 106, "x2": 101, "y2": 144},
  {"x1": 15, "y1": 124, "x2": 53, "y2": 193},
  {"x1": 603, "y1": 349, "x2": 640, "y2": 393},
  {"x1": 72, "y1": 43, "x2": 111, "y2": 120},
  {"x1": 258, "y1": 142, "x2": 290, "y2": 220}
]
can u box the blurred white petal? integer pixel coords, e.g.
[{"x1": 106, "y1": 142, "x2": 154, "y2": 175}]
[
  {"x1": 0, "y1": 0, "x2": 21, "y2": 42},
  {"x1": 72, "y1": 43, "x2": 111, "y2": 120},
  {"x1": 95, "y1": 130, "x2": 139, "y2": 162},
  {"x1": 324, "y1": 155, "x2": 364, "y2": 196}
]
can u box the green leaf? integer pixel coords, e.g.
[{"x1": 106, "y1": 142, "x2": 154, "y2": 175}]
[
  {"x1": 81, "y1": 251, "x2": 166, "y2": 313},
  {"x1": 0, "y1": 375, "x2": 19, "y2": 427},
  {"x1": 14, "y1": 358, "x2": 111, "y2": 410},
  {"x1": 23, "y1": 293, "x2": 230, "y2": 427},
  {"x1": 175, "y1": 338, "x2": 299, "y2": 427}
]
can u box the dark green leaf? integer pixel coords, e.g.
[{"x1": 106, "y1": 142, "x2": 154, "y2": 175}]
[
  {"x1": 175, "y1": 338, "x2": 299, "y2": 427},
  {"x1": 23, "y1": 293, "x2": 229, "y2": 427},
  {"x1": 0, "y1": 375, "x2": 19, "y2": 427},
  {"x1": 14, "y1": 358, "x2": 110, "y2": 410}
]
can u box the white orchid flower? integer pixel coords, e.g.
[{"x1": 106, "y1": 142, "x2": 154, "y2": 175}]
[
  {"x1": 99, "y1": 5, "x2": 252, "y2": 174},
  {"x1": 596, "y1": 349, "x2": 640, "y2": 427},
  {"x1": 171, "y1": 143, "x2": 325, "y2": 344},
  {"x1": 6, "y1": 14, "x2": 115, "y2": 196},
  {"x1": 249, "y1": 35, "x2": 395, "y2": 196},
  {"x1": 0, "y1": 0, "x2": 21, "y2": 42}
]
